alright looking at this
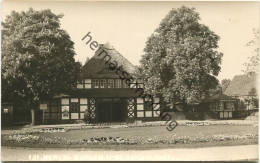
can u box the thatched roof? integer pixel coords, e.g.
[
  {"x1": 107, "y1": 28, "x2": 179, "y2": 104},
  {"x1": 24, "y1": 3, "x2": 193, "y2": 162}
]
[{"x1": 80, "y1": 43, "x2": 137, "y2": 79}]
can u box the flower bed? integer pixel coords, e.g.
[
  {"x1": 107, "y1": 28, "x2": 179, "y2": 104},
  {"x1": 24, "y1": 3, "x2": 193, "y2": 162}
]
[
  {"x1": 3, "y1": 133, "x2": 257, "y2": 146},
  {"x1": 139, "y1": 120, "x2": 258, "y2": 127},
  {"x1": 39, "y1": 128, "x2": 66, "y2": 133},
  {"x1": 82, "y1": 137, "x2": 136, "y2": 145},
  {"x1": 6, "y1": 134, "x2": 40, "y2": 143},
  {"x1": 2, "y1": 120, "x2": 257, "y2": 137}
]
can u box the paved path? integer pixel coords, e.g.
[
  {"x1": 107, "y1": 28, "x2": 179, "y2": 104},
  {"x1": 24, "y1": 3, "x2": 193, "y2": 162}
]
[{"x1": 2, "y1": 145, "x2": 258, "y2": 161}]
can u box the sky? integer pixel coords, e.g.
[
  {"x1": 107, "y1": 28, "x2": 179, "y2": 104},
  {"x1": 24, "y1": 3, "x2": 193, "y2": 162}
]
[{"x1": 2, "y1": 1, "x2": 259, "y2": 81}]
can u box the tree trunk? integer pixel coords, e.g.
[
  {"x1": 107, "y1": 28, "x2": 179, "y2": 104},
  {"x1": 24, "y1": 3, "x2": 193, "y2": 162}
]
[{"x1": 31, "y1": 109, "x2": 35, "y2": 125}]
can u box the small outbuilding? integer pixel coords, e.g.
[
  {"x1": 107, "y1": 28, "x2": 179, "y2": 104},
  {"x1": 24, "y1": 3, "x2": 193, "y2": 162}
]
[{"x1": 203, "y1": 94, "x2": 237, "y2": 119}]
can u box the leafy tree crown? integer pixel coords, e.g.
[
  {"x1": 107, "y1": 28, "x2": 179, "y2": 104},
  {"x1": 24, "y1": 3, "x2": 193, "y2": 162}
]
[
  {"x1": 2, "y1": 8, "x2": 80, "y2": 105},
  {"x1": 139, "y1": 6, "x2": 223, "y2": 106}
]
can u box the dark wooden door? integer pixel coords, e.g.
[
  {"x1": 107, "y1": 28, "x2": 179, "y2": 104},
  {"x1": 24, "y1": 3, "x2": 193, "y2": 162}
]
[
  {"x1": 97, "y1": 98, "x2": 127, "y2": 122},
  {"x1": 98, "y1": 100, "x2": 111, "y2": 122},
  {"x1": 111, "y1": 98, "x2": 125, "y2": 122}
]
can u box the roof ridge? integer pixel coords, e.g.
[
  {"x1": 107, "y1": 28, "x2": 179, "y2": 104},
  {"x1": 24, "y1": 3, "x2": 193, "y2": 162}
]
[
  {"x1": 98, "y1": 43, "x2": 136, "y2": 67},
  {"x1": 81, "y1": 43, "x2": 138, "y2": 78}
]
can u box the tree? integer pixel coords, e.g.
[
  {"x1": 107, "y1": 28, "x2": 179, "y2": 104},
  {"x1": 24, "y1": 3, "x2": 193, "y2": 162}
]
[
  {"x1": 139, "y1": 6, "x2": 223, "y2": 107},
  {"x1": 2, "y1": 8, "x2": 80, "y2": 125},
  {"x1": 221, "y1": 79, "x2": 231, "y2": 93},
  {"x1": 243, "y1": 29, "x2": 259, "y2": 74}
]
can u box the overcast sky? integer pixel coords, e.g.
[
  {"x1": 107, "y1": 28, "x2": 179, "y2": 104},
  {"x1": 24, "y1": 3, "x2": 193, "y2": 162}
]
[{"x1": 2, "y1": 1, "x2": 259, "y2": 81}]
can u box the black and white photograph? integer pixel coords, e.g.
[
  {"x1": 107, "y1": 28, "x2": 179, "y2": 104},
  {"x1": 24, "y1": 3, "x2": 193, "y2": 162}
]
[{"x1": 1, "y1": 0, "x2": 259, "y2": 161}]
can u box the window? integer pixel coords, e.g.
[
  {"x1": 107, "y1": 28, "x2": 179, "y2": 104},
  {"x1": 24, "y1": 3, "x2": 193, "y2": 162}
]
[
  {"x1": 115, "y1": 79, "x2": 122, "y2": 88},
  {"x1": 77, "y1": 79, "x2": 91, "y2": 89},
  {"x1": 104, "y1": 79, "x2": 107, "y2": 88},
  {"x1": 92, "y1": 79, "x2": 99, "y2": 88},
  {"x1": 80, "y1": 98, "x2": 88, "y2": 118},
  {"x1": 130, "y1": 79, "x2": 137, "y2": 88},
  {"x1": 80, "y1": 105, "x2": 88, "y2": 112},
  {"x1": 144, "y1": 101, "x2": 153, "y2": 110},
  {"x1": 84, "y1": 79, "x2": 91, "y2": 88},
  {"x1": 61, "y1": 106, "x2": 69, "y2": 119},
  {"x1": 77, "y1": 81, "x2": 84, "y2": 89},
  {"x1": 144, "y1": 97, "x2": 153, "y2": 110},
  {"x1": 100, "y1": 79, "x2": 106, "y2": 88},
  {"x1": 107, "y1": 79, "x2": 114, "y2": 88},
  {"x1": 70, "y1": 98, "x2": 79, "y2": 113},
  {"x1": 58, "y1": 98, "x2": 89, "y2": 120},
  {"x1": 137, "y1": 97, "x2": 159, "y2": 118},
  {"x1": 70, "y1": 102, "x2": 79, "y2": 113},
  {"x1": 137, "y1": 78, "x2": 144, "y2": 88},
  {"x1": 71, "y1": 98, "x2": 78, "y2": 103}
]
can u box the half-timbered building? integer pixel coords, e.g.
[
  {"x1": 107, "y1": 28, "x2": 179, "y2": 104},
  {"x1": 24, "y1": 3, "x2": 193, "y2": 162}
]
[
  {"x1": 3, "y1": 43, "x2": 253, "y2": 125},
  {"x1": 43, "y1": 43, "x2": 160, "y2": 124}
]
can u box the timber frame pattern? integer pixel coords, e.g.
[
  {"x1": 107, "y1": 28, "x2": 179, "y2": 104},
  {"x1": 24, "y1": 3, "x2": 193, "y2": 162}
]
[{"x1": 42, "y1": 43, "x2": 161, "y2": 124}]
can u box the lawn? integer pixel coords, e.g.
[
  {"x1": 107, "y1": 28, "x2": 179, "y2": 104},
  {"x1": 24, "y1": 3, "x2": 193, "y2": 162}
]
[
  {"x1": 2, "y1": 124, "x2": 258, "y2": 149},
  {"x1": 37, "y1": 125, "x2": 257, "y2": 140}
]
